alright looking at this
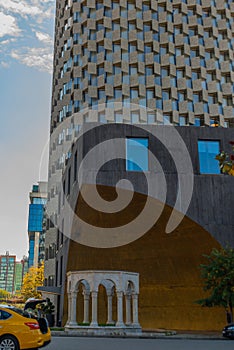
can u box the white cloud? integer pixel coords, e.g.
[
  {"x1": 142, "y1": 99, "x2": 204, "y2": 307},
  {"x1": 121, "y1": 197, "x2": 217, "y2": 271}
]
[
  {"x1": 35, "y1": 31, "x2": 52, "y2": 44},
  {"x1": 0, "y1": 0, "x2": 42, "y2": 17},
  {"x1": 11, "y1": 47, "x2": 53, "y2": 73},
  {"x1": 0, "y1": 12, "x2": 21, "y2": 38}
]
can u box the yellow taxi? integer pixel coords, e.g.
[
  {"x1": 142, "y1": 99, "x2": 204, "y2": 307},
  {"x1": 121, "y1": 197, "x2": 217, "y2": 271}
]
[{"x1": 0, "y1": 304, "x2": 51, "y2": 350}]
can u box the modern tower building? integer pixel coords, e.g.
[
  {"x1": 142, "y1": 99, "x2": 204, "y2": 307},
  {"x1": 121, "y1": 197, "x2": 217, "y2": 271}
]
[
  {"x1": 28, "y1": 182, "x2": 47, "y2": 268},
  {"x1": 41, "y1": 0, "x2": 234, "y2": 331}
]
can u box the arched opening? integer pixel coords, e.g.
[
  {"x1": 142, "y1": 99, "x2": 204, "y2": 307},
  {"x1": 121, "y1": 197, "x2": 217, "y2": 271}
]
[{"x1": 98, "y1": 279, "x2": 117, "y2": 325}]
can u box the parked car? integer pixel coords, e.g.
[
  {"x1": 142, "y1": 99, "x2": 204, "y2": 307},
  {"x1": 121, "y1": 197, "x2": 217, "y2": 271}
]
[
  {"x1": 222, "y1": 323, "x2": 234, "y2": 339},
  {"x1": 0, "y1": 300, "x2": 51, "y2": 350}
]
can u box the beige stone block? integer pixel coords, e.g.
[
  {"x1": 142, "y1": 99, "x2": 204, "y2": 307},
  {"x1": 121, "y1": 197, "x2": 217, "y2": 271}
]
[
  {"x1": 139, "y1": 84, "x2": 146, "y2": 96},
  {"x1": 73, "y1": 66, "x2": 82, "y2": 77},
  {"x1": 160, "y1": 54, "x2": 170, "y2": 66},
  {"x1": 185, "y1": 66, "x2": 192, "y2": 77},
  {"x1": 105, "y1": 108, "x2": 114, "y2": 122},
  {"x1": 154, "y1": 62, "x2": 160, "y2": 75},
  {"x1": 129, "y1": 52, "x2": 138, "y2": 64},
  {"x1": 112, "y1": 52, "x2": 121, "y2": 64},
  {"x1": 104, "y1": 61, "x2": 112, "y2": 73},
  {"x1": 96, "y1": 30, "x2": 104, "y2": 42},
  {"x1": 143, "y1": 10, "x2": 152, "y2": 21},
  {"x1": 219, "y1": 40, "x2": 229, "y2": 51},
  {"x1": 205, "y1": 59, "x2": 216, "y2": 70},
  {"x1": 203, "y1": 17, "x2": 212, "y2": 28},
  {"x1": 147, "y1": 98, "x2": 156, "y2": 110},
  {"x1": 162, "y1": 77, "x2": 171, "y2": 89},
  {"x1": 73, "y1": 2, "x2": 81, "y2": 11},
  {"x1": 200, "y1": 67, "x2": 206, "y2": 79},
  {"x1": 138, "y1": 61, "x2": 145, "y2": 74},
  {"x1": 158, "y1": 12, "x2": 167, "y2": 23},
  {"x1": 151, "y1": 0, "x2": 157, "y2": 11},
  {"x1": 189, "y1": 36, "x2": 199, "y2": 47},
  {"x1": 192, "y1": 79, "x2": 202, "y2": 91},
  {"x1": 194, "y1": 102, "x2": 204, "y2": 115},
  {"x1": 104, "y1": 38, "x2": 112, "y2": 50},
  {"x1": 97, "y1": 75, "x2": 105, "y2": 88},
  {"x1": 122, "y1": 84, "x2": 130, "y2": 96},
  {"x1": 140, "y1": 109, "x2": 147, "y2": 122},
  {"x1": 88, "y1": 86, "x2": 97, "y2": 98},
  {"x1": 121, "y1": 61, "x2": 129, "y2": 73},
  {"x1": 223, "y1": 106, "x2": 234, "y2": 118},
  {"x1": 222, "y1": 83, "x2": 233, "y2": 95},
  {"x1": 155, "y1": 85, "x2": 162, "y2": 98},
  {"x1": 136, "y1": 18, "x2": 143, "y2": 30},
  {"x1": 220, "y1": 61, "x2": 232, "y2": 73},
  {"x1": 129, "y1": 30, "x2": 137, "y2": 42},
  {"x1": 114, "y1": 74, "x2": 122, "y2": 87},
  {"x1": 82, "y1": 77, "x2": 89, "y2": 90},
  {"x1": 188, "y1": 16, "x2": 198, "y2": 26},
  {"x1": 146, "y1": 76, "x2": 155, "y2": 87},
  {"x1": 96, "y1": 8, "x2": 104, "y2": 21},
  {"x1": 87, "y1": 0, "x2": 95, "y2": 8},
  {"x1": 152, "y1": 19, "x2": 158, "y2": 31},
  {"x1": 97, "y1": 52, "x2": 105, "y2": 64},
  {"x1": 153, "y1": 40, "x2": 160, "y2": 52},
  {"x1": 111, "y1": 7, "x2": 120, "y2": 20},
  {"x1": 87, "y1": 19, "x2": 96, "y2": 30},
  {"x1": 187, "y1": 88, "x2": 193, "y2": 100},
  {"x1": 208, "y1": 104, "x2": 218, "y2": 116},
  {"x1": 145, "y1": 53, "x2": 154, "y2": 65},
  {"x1": 121, "y1": 38, "x2": 128, "y2": 50},
  {"x1": 104, "y1": 17, "x2": 112, "y2": 29},
  {"x1": 130, "y1": 75, "x2": 139, "y2": 87},
  {"x1": 120, "y1": 17, "x2": 128, "y2": 29},
  {"x1": 112, "y1": 29, "x2": 121, "y2": 41},
  {"x1": 73, "y1": 89, "x2": 82, "y2": 100},
  {"x1": 105, "y1": 84, "x2": 113, "y2": 97},
  {"x1": 136, "y1": 39, "x2": 143, "y2": 52},
  {"x1": 207, "y1": 81, "x2": 218, "y2": 93},
  {"x1": 177, "y1": 78, "x2": 187, "y2": 90},
  {"x1": 204, "y1": 38, "x2": 215, "y2": 49},
  {"x1": 160, "y1": 32, "x2": 169, "y2": 45},
  {"x1": 163, "y1": 100, "x2": 172, "y2": 112},
  {"x1": 174, "y1": 34, "x2": 184, "y2": 47},
  {"x1": 87, "y1": 40, "x2": 96, "y2": 52},
  {"x1": 217, "y1": 91, "x2": 223, "y2": 104},
  {"x1": 171, "y1": 87, "x2": 177, "y2": 99},
  {"x1": 184, "y1": 44, "x2": 190, "y2": 56},
  {"x1": 179, "y1": 101, "x2": 188, "y2": 114},
  {"x1": 144, "y1": 31, "x2": 153, "y2": 43},
  {"x1": 188, "y1": 111, "x2": 195, "y2": 124}
]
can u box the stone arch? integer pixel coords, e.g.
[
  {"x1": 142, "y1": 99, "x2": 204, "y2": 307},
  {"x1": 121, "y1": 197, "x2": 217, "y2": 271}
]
[{"x1": 98, "y1": 279, "x2": 117, "y2": 325}]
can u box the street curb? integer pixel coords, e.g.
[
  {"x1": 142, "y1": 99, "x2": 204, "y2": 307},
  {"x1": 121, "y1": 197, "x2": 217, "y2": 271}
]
[{"x1": 51, "y1": 330, "x2": 224, "y2": 340}]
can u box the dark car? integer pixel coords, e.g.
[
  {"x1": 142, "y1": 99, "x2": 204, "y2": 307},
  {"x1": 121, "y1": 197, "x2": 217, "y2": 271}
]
[{"x1": 222, "y1": 323, "x2": 234, "y2": 339}]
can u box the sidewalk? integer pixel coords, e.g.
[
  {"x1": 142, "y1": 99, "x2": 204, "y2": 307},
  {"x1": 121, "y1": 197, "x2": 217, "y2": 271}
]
[{"x1": 51, "y1": 329, "x2": 223, "y2": 340}]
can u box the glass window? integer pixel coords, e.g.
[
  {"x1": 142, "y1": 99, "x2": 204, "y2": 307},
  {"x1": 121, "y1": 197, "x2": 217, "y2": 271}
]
[
  {"x1": 126, "y1": 138, "x2": 148, "y2": 171},
  {"x1": 198, "y1": 140, "x2": 220, "y2": 174}
]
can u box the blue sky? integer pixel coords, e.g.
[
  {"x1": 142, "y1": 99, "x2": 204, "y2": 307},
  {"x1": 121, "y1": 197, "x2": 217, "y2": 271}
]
[{"x1": 0, "y1": 0, "x2": 55, "y2": 259}]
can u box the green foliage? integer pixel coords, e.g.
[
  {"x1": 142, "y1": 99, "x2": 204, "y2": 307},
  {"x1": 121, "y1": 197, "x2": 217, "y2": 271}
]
[
  {"x1": 215, "y1": 141, "x2": 234, "y2": 175},
  {"x1": 196, "y1": 247, "x2": 234, "y2": 318}
]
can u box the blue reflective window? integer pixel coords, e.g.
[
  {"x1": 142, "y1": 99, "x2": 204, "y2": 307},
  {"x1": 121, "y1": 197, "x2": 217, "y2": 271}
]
[
  {"x1": 198, "y1": 140, "x2": 220, "y2": 174},
  {"x1": 126, "y1": 138, "x2": 148, "y2": 171},
  {"x1": 28, "y1": 204, "x2": 44, "y2": 232}
]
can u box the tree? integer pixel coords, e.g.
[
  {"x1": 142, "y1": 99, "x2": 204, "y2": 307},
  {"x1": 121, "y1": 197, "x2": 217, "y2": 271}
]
[
  {"x1": 215, "y1": 141, "x2": 234, "y2": 176},
  {"x1": 21, "y1": 262, "x2": 44, "y2": 300},
  {"x1": 196, "y1": 247, "x2": 234, "y2": 322}
]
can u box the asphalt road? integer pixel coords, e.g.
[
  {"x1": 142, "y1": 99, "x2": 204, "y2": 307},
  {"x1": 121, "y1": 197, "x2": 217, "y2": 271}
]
[{"x1": 46, "y1": 336, "x2": 234, "y2": 350}]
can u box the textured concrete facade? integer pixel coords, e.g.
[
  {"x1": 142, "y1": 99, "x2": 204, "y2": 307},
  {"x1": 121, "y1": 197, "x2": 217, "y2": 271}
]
[{"x1": 56, "y1": 124, "x2": 234, "y2": 330}]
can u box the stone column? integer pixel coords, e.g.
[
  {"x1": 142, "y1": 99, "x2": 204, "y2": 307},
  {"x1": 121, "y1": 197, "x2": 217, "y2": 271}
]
[
  {"x1": 125, "y1": 293, "x2": 132, "y2": 325},
  {"x1": 106, "y1": 290, "x2": 114, "y2": 325},
  {"x1": 90, "y1": 291, "x2": 98, "y2": 327},
  {"x1": 66, "y1": 292, "x2": 71, "y2": 325},
  {"x1": 132, "y1": 293, "x2": 140, "y2": 327},
  {"x1": 116, "y1": 291, "x2": 125, "y2": 327},
  {"x1": 69, "y1": 291, "x2": 78, "y2": 326},
  {"x1": 83, "y1": 291, "x2": 90, "y2": 324}
]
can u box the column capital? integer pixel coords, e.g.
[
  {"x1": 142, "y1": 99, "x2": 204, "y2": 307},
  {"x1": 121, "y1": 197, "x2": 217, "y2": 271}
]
[{"x1": 116, "y1": 290, "x2": 123, "y2": 298}]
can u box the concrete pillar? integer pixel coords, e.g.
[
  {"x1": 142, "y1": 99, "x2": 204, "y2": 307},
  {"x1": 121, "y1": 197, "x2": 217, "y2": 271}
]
[
  {"x1": 69, "y1": 291, "x2": 78, "y2": 326},
  {"x1": 116, "y1": 291, "x2": 125, "y2": 327},
  {"x1": 125, "y1": 293, "x2": 132, "y2": 325},
  {"x1": 66, "y1": 293, "x2": 71, "y2": 325},
  {"x1": 90, "y1": 291, "x2": 98, "y2": 327},
  {"x1": 83, "y1": 291, "x2": 90, "y2": 324},
  {"x1": 132, "y1": 293, "x2": 140, "y2": 327},
  {"x1": 106, "y1": 291, "x2": 114, "y2": 325}
]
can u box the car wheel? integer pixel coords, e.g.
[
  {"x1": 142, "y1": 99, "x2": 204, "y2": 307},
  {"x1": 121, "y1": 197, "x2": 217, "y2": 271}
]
[{"x1": 0, "y1": 335, "x2": 19, "y2": 350}]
